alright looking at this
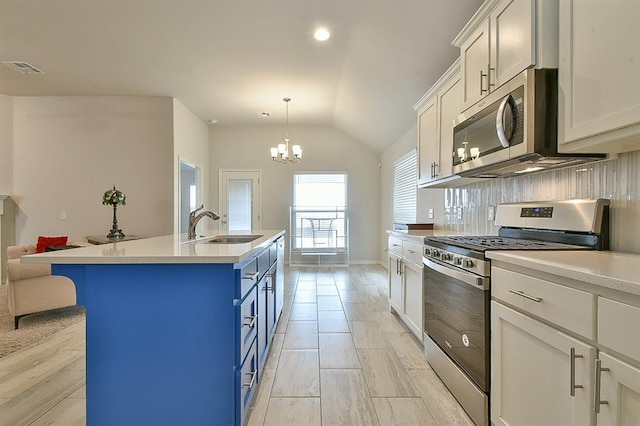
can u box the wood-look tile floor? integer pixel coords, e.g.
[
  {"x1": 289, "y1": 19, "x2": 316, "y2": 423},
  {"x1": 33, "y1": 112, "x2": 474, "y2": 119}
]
[{"x1": 0, "y1": 265, "x2": 473, "y2": 425}]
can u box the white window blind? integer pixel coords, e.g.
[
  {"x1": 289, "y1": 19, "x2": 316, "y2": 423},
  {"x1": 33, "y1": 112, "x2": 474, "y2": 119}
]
[{"x1": 393, "y1": 150, "x2": 417, "y2": 224}]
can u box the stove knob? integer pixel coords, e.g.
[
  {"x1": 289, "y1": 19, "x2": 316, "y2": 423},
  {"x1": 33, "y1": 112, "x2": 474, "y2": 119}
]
[
  {"x1": 463, "y1": 259, "x2": 474, "y2": 268},
  {"x1": 453, "y1": 257, "x2": 462, "y2": 266},
  {"x1": 442, "y1": 253, "x2": 452, "y2": 261},
  {"x1": 432, "y1": 250, "x2": 440, "y2": 259},
  {"x1": 424, "y1": 248, "x2": 431, "y2": 256}
]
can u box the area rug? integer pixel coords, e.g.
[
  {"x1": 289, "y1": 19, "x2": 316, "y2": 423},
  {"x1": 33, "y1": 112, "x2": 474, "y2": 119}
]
[{"x1": 0, "y1": 283, "x2": 85, "y2": 358}]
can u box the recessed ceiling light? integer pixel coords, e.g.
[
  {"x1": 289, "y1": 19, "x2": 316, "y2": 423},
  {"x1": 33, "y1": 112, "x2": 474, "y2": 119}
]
[
  {"x1": 208, "y1": 118, "x2": 217, "y2": 124},
  {"x1": 314, "y1": 28, "x2": 330, "y2": 42},
  {"x1": 258, "y1": 112, "x2": 270, "y2": 118}
]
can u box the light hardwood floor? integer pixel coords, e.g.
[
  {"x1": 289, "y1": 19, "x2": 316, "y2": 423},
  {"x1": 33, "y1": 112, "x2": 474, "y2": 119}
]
[{"x1": 0, "y1": 265, "x2": 473, "y2": 425}]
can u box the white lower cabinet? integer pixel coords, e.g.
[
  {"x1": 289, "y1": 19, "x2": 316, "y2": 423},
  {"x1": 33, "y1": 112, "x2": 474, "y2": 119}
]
[
  {"x1": 596, "y1": 352, "x2": 640, "y2": 425},
  {"x1": 388, "y1": 252, "x2": 403, "y2": 313},
  {"x1": 402, "y1": 259, "x2": 423, "y2": 338},
  {"x1": 491, "y1": 301, "x2": 595, "y2": 426},
  {"x1": 491, "y1": 261, "x2": 640, "y2": 426},
  {"x1": 387, "y1": 234, "x2": 424, "y2": 340}
]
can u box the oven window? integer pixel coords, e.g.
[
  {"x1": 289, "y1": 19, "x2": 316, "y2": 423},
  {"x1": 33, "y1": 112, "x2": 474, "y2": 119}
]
[{"x1": 424, "y1": 263, "x2": 490, "y2": 391}]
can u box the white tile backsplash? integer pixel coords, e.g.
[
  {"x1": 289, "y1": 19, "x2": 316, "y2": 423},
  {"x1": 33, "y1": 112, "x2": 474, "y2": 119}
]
[{"x1": 442, "y1": 150, "x2": 640, "y2": 253}]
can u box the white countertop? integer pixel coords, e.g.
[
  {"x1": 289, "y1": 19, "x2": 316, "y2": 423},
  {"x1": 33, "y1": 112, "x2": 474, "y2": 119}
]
[
  {"x1": 387, "y1": 229, "x2": 464, "y2": 243},
  {"x1": 21, "y1": 230, "x2": 285, "y2": 265},
  {"x1": 487, "y1": 250, "x2": 640, "y2": 296}
]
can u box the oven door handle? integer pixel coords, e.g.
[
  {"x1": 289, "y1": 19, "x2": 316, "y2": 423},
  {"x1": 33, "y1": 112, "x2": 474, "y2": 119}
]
[{"x1": 423, "y1": 257, "x2": 489, "y2": 290}]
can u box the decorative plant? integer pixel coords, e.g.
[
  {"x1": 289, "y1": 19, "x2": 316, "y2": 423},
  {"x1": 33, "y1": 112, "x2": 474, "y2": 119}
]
[{"x1": 102, "y1": 185, "x2": 126, "y2": 239}]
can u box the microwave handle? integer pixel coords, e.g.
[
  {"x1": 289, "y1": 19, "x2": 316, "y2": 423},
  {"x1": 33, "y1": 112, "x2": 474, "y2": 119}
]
[{"x1": 496, "y1": 94, "x2": 515, "y2": 148}]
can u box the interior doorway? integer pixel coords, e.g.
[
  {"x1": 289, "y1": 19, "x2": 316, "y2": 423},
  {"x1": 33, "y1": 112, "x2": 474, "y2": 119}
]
[
  {"x1": 179, "y1": 159, "x2": 203, "y2": 234},
  {"x1": 219, "y1": 170, "x2": 261, "y2": 232}
]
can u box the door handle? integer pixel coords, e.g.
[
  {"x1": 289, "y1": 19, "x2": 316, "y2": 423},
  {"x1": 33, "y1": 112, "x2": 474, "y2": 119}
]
[
  {"x1": 594, "y1": 359, "x2": 610, "y2": 413},
  {"x1": 570, "y1": 347, "x2": 584, "y2": 396}
]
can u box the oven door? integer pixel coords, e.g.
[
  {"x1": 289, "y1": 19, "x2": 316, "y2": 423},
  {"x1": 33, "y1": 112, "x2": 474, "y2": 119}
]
[{"x1": 423, "y1": 257, "x2": 490, "y2": 392}]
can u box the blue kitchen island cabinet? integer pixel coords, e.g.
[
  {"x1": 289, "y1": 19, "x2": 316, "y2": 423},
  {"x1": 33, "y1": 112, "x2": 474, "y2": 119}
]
[{"x1": 24, "y1": 230, "x2": 285, "y2": 426}]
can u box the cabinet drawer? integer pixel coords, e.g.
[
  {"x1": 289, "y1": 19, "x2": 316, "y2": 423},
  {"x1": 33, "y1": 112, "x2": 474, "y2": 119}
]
[
  {"x1": 269, "y1": 241, "x2": 278, "y2": 264},
  {"x1": 238, "y1": 339, "x2": 258, "y2": 426},
  {"x1": 598, "y1": 297, "x2": 640, "y2": 360},
  {"x1": 240, "y1": 258, "x2": 259, "y2": 298},
  {"x1": 239, "y1": 286, "x2": 258, "y2": 363},
  {"x1": 388, "y1": 235, "x2": 403, "y2": 255},
  {"x1": 402, "y1": 241, "x2": 423, "y2": 265},
  {"x1": 257, "y1": 247, "x2": 271, "y2": 280},
  {"x1": 492, "y1": 267, "x2": 595, "y2": 339}
]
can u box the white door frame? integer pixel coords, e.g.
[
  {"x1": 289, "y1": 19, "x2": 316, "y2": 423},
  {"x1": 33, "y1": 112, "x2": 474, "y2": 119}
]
[
  {"x1": 218, "y1": 169, "x2": 262, "y2": 232},
  {"x1": 177, "y1": 156, "x2": 204, "y2": 234}
]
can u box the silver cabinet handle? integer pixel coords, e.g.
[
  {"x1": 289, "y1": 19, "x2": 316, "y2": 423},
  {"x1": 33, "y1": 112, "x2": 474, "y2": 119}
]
[
  {"x1": 243, "y1": 315, "x2": 257, "y2": 329},
  {"x1": 488, "y1": 66, "x2": 495, "y2": 91},
  {"x1": 594, "y1": 359, "x2": 610, "y2": 413},
  {"x1": 398, "y1": 259, "x2": 403, "y2": 276},
  {"x1": 570, "y1": 347, "x2": 584, "y2": 396},
  {"x1": 243, "y1": 371, "x2": 257, "y2": 389},
  {"x1": 407, "y1": 249, "x2": 415, "y2": 254},
  {"x1": 508, "y1": 289, "x2": 542, "y2": 303},
  {"x1": 480, "y1": 69, "x2": 487, "y2": 95},
  {"x1": 243, "y1": 272, "x2": 259, "y2": 282}
]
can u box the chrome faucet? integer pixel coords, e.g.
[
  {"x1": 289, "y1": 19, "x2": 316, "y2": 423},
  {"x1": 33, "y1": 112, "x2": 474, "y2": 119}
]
[{"x1": 188, "y1": 204, "x2": 220, "y2": 239}]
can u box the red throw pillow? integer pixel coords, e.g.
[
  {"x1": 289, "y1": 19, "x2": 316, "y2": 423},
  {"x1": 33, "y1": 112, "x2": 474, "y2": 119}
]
[{"x1": 36, "y1": 236, "x2": 68, "y2": 253}]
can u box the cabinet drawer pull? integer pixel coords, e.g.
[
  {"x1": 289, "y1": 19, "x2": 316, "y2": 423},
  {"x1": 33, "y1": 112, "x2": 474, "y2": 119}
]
[
  {"x1": 243, "y1": 272, "x2": 259, "y2": 282},
  {"x1": 570, "y1": 347, "x2": 584, "y2": 396},
  {"x1": 407, "y1": 249, "x2": 415, "y2": 254},
  {"x1": 508, "y1": 289, "x2": 542, "y2": 303},
  {"x1": 480, "y1": 69, "x2": 488, "y2": 95},
  {"x1": 243, "y1": 315, "x2": 257, "y2": 329},
  {"x1": 243, "y1": 371, "x2": 257, "y2": 389},
  {"x1": 594, "y1": 359, "x2": 610, "y2": 413},
  {"x1": 392, "y1": 244, "x2": 401, "y2": 247},
  {"x1": 488, "y1": 66, "x2": 495, "y2": 90}
]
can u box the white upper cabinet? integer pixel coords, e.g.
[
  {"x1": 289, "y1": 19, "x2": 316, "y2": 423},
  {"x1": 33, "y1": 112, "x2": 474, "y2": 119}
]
[
  {"x1": 415, "y1": 60, "x2": 469, "y2": 188},
  {"x1": 454, "y1": 0, "x2": 558, "y2": 111},
  {"x1": 417, "y1": 97, "x2": 438, "y2": 186},
  {"x1": 558, "y1": 0, "x2": 640, "y2": 154},
  {"x1": 460, "y1": 19, "x2": 491, "y2": 109}
]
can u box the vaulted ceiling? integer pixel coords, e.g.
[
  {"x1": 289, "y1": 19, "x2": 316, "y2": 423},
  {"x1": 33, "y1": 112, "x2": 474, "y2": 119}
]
[{"x1": 0, "y1": 0, "x2": 482, "y2": 152}]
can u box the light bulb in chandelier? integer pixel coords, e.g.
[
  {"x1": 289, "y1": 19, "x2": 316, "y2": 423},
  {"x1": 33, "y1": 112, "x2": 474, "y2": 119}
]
[{"x1": 270, "y1": 98, "x2": 302, "y2": 163}]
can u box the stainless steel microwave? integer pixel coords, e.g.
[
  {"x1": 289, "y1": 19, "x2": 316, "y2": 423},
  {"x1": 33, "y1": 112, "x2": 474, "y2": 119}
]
[{"x1": 452, "y1": 68, "x2": 604, "y2": 178}]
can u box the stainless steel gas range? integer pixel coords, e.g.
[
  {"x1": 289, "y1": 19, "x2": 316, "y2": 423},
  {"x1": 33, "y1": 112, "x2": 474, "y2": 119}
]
[{"x1": 422, "y1": 199, "x2": 610, "y2": 425}]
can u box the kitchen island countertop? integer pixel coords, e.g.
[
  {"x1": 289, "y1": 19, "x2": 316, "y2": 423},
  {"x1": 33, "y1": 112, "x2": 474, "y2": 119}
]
[
  {"x1": 487, "y1": 250, "x2": 640, "y2": 297},
  {"x1": 21, "y1": 229, "x2": 285, "y2": 265}
]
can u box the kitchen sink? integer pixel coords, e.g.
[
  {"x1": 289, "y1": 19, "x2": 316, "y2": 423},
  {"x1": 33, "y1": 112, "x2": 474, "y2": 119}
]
[{"x1": 205, "y1": 235, "x2": 263, "y2": 244}]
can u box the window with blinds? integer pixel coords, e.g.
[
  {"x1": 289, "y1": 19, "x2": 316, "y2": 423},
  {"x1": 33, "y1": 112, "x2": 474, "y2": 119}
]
[{"x1": 393, "y1": 150, "x2": 417, "y2": 224}]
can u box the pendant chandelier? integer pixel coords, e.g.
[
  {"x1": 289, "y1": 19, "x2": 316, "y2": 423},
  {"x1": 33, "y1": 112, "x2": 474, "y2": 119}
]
[{"x1": 270, "y1": 97, "x2": 302, "y2": 163}]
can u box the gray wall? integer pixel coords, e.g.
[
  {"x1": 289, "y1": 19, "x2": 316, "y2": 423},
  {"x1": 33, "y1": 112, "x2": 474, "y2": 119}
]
[
  {"x1": 11, "y1": 96, "x2": 175, "y2": 244},
  {"x1": 210, "y1": 125, "x2": 381, "y2": 263},
  {"x1": 0, "y1": 94, "x2": 12, "y2": 195}
]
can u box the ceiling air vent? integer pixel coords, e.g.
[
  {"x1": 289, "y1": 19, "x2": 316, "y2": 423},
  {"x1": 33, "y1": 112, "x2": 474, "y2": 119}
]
[{"x1": 2, "y1": 61, "x2": 45, "y2": 74}]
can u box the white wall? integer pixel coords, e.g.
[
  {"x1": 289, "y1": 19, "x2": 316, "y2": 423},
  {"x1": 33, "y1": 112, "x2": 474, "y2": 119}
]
[
  {"x1": 12, "y1": 96, "x2": 175, "y2": 244},
  {"x1": 0, "y1": 94, "x2": 13, "y2": 194},
  {"x1": 209, "y1": 125, "x2": 381, "y2": 263},
  {"x1": 379, "y1": 124, "x2": 445, "y2": 264},
  {"x1": 172, "y1": 99, "x2": 210, "y2": 234}
]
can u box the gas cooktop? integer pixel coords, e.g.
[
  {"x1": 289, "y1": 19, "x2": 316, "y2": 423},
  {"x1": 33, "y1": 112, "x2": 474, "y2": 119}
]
[{"x1": 427, "y1": 235, "x2": 590, "y2": 253}]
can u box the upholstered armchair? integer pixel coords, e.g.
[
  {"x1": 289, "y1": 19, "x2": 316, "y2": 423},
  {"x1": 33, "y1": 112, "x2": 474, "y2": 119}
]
[{"x1": 6, "y1": 243, "x2": 82, "y2": 329}]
